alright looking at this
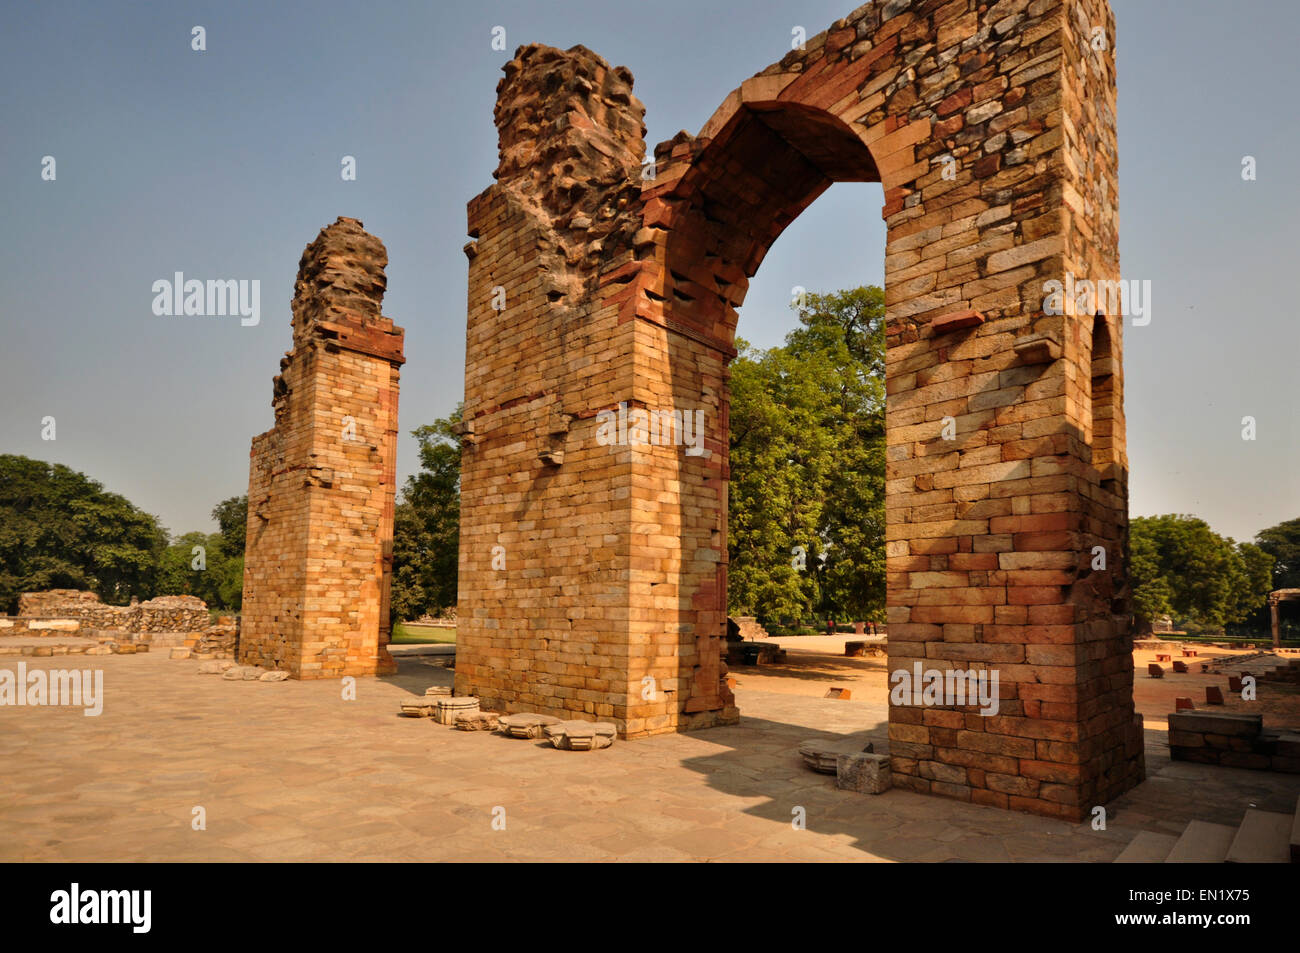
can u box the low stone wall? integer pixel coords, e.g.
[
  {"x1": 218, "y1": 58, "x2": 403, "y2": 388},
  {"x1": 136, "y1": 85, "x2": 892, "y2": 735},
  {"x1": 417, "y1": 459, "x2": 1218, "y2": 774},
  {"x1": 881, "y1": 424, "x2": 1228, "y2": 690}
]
[
  {"x1": 0, "y1": 617, "x2": 83, "y2": 635},
  {"x1": 1168, "y1": 710, "x2": 1300, "y2": 773},
  {"x1": 16, "y1": 589, "x2": 100, "y2": 615},
  {"x1": 13, "y1": 591, "x2": 210, "y2": 633},
  {"x1": 0, "y1": 642, "x2": 114, "y2": 657},
  {"x1": 3, "y1": 592, "x2": 239, "y2": 658}
]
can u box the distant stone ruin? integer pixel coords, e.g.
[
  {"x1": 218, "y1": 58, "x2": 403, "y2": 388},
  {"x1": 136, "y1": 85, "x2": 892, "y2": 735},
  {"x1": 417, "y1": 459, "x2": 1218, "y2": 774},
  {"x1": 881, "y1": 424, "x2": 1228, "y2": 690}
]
[
  {"x1": 239, "y1": 217, "x2": 405, "y2": 679},
  {"x1": 12, "y1": 590, "x2": 210, "y2": 633}
]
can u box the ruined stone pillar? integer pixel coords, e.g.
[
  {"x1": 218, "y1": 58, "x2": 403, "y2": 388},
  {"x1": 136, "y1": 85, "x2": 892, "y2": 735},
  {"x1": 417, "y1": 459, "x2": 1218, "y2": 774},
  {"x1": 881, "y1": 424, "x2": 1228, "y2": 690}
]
[
  {"x1": 241, "y1": 217, "x2": 404, "y2": 678},
  {"x1": 454, "y1": 46, "x2": 719, "y2": 731}
]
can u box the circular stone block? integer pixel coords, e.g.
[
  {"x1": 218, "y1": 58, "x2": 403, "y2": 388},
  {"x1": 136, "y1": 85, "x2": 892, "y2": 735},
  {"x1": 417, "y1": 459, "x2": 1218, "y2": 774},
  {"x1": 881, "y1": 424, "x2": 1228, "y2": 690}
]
[
  {"x1": 498, "y1": 713, "x2": 563, "y2": 739},
  {"x1": 434, "y1": 696, "x2": 480, "y2": 725},
  {"x1": 797, "y1": 740, "x2": 843, "y2": 775}
]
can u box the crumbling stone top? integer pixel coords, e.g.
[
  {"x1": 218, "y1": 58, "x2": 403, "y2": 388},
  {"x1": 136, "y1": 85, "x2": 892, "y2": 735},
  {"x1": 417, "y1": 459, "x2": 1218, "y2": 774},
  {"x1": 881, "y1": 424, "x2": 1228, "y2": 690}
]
[
  {"x1": 492, "y1": 44, "x2": 646, "y2": 268},
  {"x1": 292, "y1": 216, "x2": 390, "y2": 340}
]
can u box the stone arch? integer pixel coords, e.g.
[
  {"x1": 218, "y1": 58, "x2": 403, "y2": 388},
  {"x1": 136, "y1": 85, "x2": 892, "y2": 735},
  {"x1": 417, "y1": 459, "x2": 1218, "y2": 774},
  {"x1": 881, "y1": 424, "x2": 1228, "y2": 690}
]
[{"x1": 457, "y1": 0, "x2": 1142, "y2": 821}]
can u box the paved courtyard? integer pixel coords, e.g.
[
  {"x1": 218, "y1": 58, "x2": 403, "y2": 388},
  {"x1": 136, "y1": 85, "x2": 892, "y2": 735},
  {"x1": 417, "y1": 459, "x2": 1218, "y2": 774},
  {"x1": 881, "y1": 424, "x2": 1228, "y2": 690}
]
[{"x1": 2, "y1": 650, "x2": 1297, "y2": 862}]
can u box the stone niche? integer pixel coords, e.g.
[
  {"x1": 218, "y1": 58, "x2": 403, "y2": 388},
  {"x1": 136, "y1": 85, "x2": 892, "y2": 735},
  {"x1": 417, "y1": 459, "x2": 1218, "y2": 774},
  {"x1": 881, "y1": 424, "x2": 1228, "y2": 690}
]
[
  {"x1": 457, "y1": 0, "x2": 1142, "y2": 820},
  {"x1": 240, "y1": 217, "x2": 405, "y2": 679}
]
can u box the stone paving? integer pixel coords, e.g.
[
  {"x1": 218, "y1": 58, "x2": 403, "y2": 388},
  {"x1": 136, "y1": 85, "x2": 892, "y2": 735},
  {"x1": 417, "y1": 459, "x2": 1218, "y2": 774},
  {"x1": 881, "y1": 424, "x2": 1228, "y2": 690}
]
[{"x1": 1, "y1": 652, "x2": 1296, "y2": 862}]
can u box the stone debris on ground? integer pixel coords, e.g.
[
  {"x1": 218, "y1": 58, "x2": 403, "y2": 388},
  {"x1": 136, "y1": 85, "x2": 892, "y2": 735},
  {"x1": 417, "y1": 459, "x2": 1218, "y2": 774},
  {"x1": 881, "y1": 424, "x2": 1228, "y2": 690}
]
[
  {"x1": 498, "y1": 712, "x2": 563, "y2": 739},
  {"x1": 399, "y1": 697, "x2": 440, "y2": 717},
  {"x1": 798, "y1": 738, "x2": 874, "y2": 775},
  {"x1": 454, "y1": 711, "x2": 500, "y2": 731},
  {"x1": 798, "y1": 740, "x2": 843, "y2": 775},
  {"x1": 836, "y1": 752, "x2": 892, "y2": 795},
  {"x1": 544, "y1": 720, "x2": 616, "y2": 751},
  {"x1": 216, "y1": 665, "x2": 288, "y2": 683}
]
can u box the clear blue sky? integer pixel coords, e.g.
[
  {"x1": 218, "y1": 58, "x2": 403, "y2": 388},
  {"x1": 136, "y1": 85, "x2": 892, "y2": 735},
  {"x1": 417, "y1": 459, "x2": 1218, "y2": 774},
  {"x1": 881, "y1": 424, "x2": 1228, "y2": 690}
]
[{"x1": 1, "y1": 0, "x2": 1296, "y2": 545}]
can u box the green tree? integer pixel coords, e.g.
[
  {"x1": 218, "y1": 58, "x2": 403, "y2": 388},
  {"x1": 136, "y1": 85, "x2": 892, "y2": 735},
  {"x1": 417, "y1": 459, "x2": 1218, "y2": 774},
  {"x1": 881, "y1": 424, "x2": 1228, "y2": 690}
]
[
  {"x1": 155, "y1": 530, "x2": 235, "y2": 608},
  {"x1": 390, "y1": 406, "x2": 463, "y2": 622},
  {"x1": 728, "y1": 342, "x2": 831, "y2": 618},
  {"x1": 790, "y1": 287, "x2": 886, "y2": 622},
  {"x1": 207, "y1": 495, "x2": 246, "y2": 610},
  {"x1": 727, "y1": 286, "x2": 886, "y2": 622},
  {"x1": 1255, "y1": 517, "x2": 1300, "y2": 590},
  {"x1": 1129, "y1": 514, "x2": 1274, "y2": 630},
  {"x1": 1229, "y1": 541, "x2": 1275, "y2": 631},
  {"x1": 1128, "y1": 524, "x2": 1174, "y2": 626},
  {"x1": 211, "y1": 495, "x2": 247, "y2": 556},
  {"x1": 0, "y1": 454, "x2": 166, "y2": 612}
]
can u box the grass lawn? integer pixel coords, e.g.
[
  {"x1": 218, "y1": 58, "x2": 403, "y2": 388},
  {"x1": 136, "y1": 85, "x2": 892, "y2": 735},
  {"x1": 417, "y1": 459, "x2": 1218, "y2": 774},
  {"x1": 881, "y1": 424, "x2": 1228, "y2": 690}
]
[{"x1": 391, "y1": 623, "x2": 457, "y2": 645}]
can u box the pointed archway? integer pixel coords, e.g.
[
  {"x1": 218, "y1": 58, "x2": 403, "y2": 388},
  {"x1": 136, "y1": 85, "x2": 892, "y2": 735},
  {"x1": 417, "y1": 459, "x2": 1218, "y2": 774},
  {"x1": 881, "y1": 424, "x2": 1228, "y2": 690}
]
[{"x1": 457, "y1": 0, "x2": 1140, "y2": 821}]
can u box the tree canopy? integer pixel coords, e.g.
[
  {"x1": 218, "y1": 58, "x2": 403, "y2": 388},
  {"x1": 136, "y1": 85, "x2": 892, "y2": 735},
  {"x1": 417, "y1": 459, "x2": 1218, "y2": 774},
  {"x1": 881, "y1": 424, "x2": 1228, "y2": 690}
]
[
  {"x1": 727, "y1": 286, "x2": 886, "y2": 622},
  {"x1": 0, "y1": 454, "x2": 167, "y2": 612},
  {"x1": 1255, "y1": 517, "x2": 1300, "y2": 591},
  {"x1": 1129, "y1": 514, "x2": 1274, "y2": 631},
  {"x1": 389, "y1": 407, "x2": 463, "y2": 622}
]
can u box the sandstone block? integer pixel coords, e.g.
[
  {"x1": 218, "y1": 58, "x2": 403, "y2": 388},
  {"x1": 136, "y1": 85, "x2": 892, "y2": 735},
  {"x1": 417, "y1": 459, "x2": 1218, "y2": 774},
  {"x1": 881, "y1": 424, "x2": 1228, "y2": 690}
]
[{"x1": 836, "y1": 752, "x2": 892, "y2": 794}]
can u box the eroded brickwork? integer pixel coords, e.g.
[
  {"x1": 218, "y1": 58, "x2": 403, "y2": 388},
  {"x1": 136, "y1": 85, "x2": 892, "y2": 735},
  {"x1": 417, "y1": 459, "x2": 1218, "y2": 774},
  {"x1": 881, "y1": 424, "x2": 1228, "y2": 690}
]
[
  {"x1": 241, "y1": 217, "x2": 404, "y2": 678},
  {"x1": 459, "y1": 0, "x2": 1141, "y2": 818}
]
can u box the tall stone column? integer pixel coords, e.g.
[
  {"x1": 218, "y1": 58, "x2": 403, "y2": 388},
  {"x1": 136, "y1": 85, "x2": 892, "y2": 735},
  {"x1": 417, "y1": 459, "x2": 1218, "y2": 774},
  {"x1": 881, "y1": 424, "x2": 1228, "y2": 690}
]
[{"x1": 241, "y1": 217, "x2": 405, "y2": 678}]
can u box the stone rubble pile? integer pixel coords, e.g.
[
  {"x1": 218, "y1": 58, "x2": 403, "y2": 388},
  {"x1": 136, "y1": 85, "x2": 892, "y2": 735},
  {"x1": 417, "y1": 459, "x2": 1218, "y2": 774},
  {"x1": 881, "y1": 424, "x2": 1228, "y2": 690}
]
[
  {"x1": 207, "y1": 664, "x2": 289, "y2": 682},
  {"x1": 192, "y1": 620, "x2": 239, "y2": 659}
]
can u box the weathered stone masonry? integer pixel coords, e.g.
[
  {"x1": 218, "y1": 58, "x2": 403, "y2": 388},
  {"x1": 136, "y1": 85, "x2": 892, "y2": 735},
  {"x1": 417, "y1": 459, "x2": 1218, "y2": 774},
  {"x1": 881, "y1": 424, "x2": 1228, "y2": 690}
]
[
  {"x1": 241, "y1": 218, "x2": 404, "y2": 678},
  {"x1": 459, "y1": 0, "x2": 1142, "y2": 819}
]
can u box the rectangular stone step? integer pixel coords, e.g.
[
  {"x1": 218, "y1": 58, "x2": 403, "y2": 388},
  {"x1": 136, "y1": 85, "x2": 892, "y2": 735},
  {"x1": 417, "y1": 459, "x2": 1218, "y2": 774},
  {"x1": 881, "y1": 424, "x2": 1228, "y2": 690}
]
[
  {"x1": 1225, "y1": 809, "x2": 1292, "y2": 863},
  {"x1": 1164, "y1": 821, "x2": 1236, "y2": 863},
  {"x1": 1114, "y1": 831, "x2": 1178, "y2": 863}
]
